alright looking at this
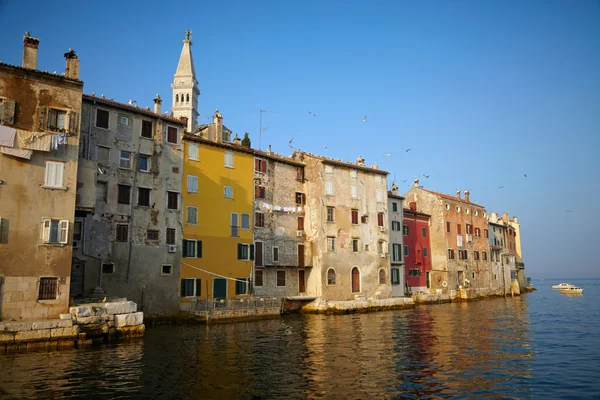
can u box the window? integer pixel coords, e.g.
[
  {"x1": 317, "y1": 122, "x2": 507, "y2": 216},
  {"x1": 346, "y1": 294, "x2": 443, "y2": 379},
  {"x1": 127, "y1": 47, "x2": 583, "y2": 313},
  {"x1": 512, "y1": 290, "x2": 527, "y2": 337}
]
[
  {"x1": 187, "y1": 175, "x2": 198, "y2": 193},
  {"x1": 276, "y1": 270, "x2": 286, "y2": 287},
  {"x1": 325, "y1": 181, "x2": 334, "y2": 196},
  {"x1": 296, "y1": 192, "x2": 306, "y2": 205},
  {"x1": 183, "y1": 239, "x2": 202, "y2": 258},
  {"x1": 484, "y1": 229, "x2": 489, "y2": 238},
  {"x1": 379, "y1": 269, "x2": 386, "y2": 284},
  {"x1": 255, "y1": 158, "x2": 267, "y2": 173},
  {"x1": 255, "y1": 212, "x2": 265, "y2": 228},
  {"x1": 377, "y1": 213, "x2": 384, "y2": 227},
  {"x1": 147, "y1": 230, "x2": 159, "y2": 241},
  {"x1": 392, "y1": 244, "x2": 402, "y2": 262},
  {"x1": 392, "y1": 202, "x2": 398, "y2": 212},
  {"x1": 102, "y1": 263, "x2": 115, "y2": 274},
  {"x1": 96, "y1": 109, "x2": 109, "y2": 129},
  {"x1": 139, "y1": 155, "x2": 149, "y2": 172},
  {"x1": 116, "y1": 224, "x2": 128, "y2": 242},
  {"x1": 465, "y1": 208, "x2": 470, "y2": 215},
  {"x1": 120, "y1": 116, "x2": 130, "y2": 126},
  {"x1": 96, "y1": 182, "x2": 107, "y2": 202},
  {"x1": 391, "y1": 268, "x2": 400, "y2": 284},
  {"x1": 97, "y1": 146, "x2": 110, "y2": 165},
  {"x1": 377, "y1": 241, "x2": 384, "y2": 254},
  {"x1": 167, "y1": 126, "x2": 178, "y2": 144},
  {"x1": 231, "y1": 213, "x2": 239, "y2": 237},
  {"x1": 255, "y1": 269, "x2": 264, "y2": 287},
  {"x1": 392, "y1": 221, "x2": 401, "y2": 231},
  {"x1": 474, "y1": 251, "x2": 480, "y2": 261},
  {"x1": 222, "y1": 130, "x2": 231, "y2": 142},
  {"x1": 273, "y1": 247, "x2": 279, "y2": 263},
  {"x1": 376, "y1": 189, "x2": 383, "y2": 202},
  {"x1": 457, "y1": 224, "x2": 462, "y2": 234},
  {"x1": 138, "y1": 188, "x2": 151, "y2": 206},
  {"x1": 351, "y1": 185, "x2": 358, "y2": 199},
  {"x1": 236, "y1": 278, "x2": 248, "y2": 295},
  {"x1": 475, "y1": 210, "x2": 479, "y2": 216},
  {"x1": 73, "y1": 221, "x2": 82, "y2": 241},
  {"x1": 403, "y1": 225, "x2": 409, "y2": 236},
  {"x1": 44, "y1": 161, "x2": 64, "y2": 188},
  {"x1": 224, "y1": 151, "x2": 234, "y2": 168},
  {"x1": 445, "y1": 203, "x2": 450, "y2": 211},
  {"x1": 237, "y1": 243, "x2": 252, "y2": 260},
  {"x1": 491, "y1": 251, "x2": 495, "y2": 262},
  {"x1": 40, "y1": 219, "x2": 69, "y2": 244},
  {"x1": 350, "y1": 169, "x2": 357, "y2": 179},
  {"x1": 224, "y1": 186, "x2": 233, "y2": 199},
  {"x1": 48, "y1": 109, "x2": 67, "y2": 131},
  {"x1": 141, "y1": 120, "x2": 153, "y2": 138},
  {"x1": 326, "y1": 207, "x2": 335, "y2": 222},
  {"x1": 423, "y1": 247, "x2": 428, "y2": 257},
  {"x1": 327, "y1": 268, "x2": 336, "y2": 285},
  {"x1": 167, "y1": 191, "x2": 179, "y2": 210},
  {"x1": 422, "y1": 227, "x2": 427, "y2": 238},
  {"x1": 446, "y1": 222, "x2": 451, "y2": 233},
  {"x1": 119, "y1": 151, "x2": 132, "y2": 169},
  {"x1": 327, "y1": 237, "x2": 335, "y2": 252},
  {"x1": 483, "y1": 212, "x2": 487, "y2": 218},
  {"x1": 361, "y1": 215, "x2": 368, "y2": 224},
  {"x1": 456, "y1": 206, "x2": 461, "y2": 212},
  {"x1": 180, "y1": 279, "x2": 196, "y2": 297},
  {"x1": 187, "y1": 206, "x2": 198, "y2": 224},
  {"x1": 255, "y1": 185, "x2": 266, "y2": 199},
  {"x1": 325, "y1": 165, "x2": 333, "y2": 174},
  {"x1": 166, "y1": 228, "x2": 176, "y2": 245},
  {"x1": 404, "y1": 245, "x2": 409, "y2": 257},
  {"x1": 297, "y1": 216, "x2": 304, "y2": 231},
  {"x1": 118, "y1": 185, "x2": 131, "y2": 205},
  {"x1": 351, "y1": 209, "x2": 359, "y2": 225},
  {"x1": 352, "y1": 239, "x2": 359, "y2": 252},
  {"x1": 161, "y1": 265, "x2": 172, "y2": 275},
  {"x1": 241, "y1": 213, "x2": 250, "y2": 230},
  {"x1": 448, "y1": 249, "x2": 455, "y2": 259},
  {"x1": 296, "y1": 167, "x2": 304, "y2": 181},
  {"x1": 38, "y1": 277, "x2": 58, "y2": 300},
  {"x1": 482, "y1": 251, "x2": 487, "y2": 261},
  {"x1": 188, "y1": 142, "x2": 199, "y2": 160},
  {"x1": 475, "y1": 228, "x2": 481, "y2": 237},
  {"x1": 466, "y1": 224, "x2": 473, "y2": 234}
]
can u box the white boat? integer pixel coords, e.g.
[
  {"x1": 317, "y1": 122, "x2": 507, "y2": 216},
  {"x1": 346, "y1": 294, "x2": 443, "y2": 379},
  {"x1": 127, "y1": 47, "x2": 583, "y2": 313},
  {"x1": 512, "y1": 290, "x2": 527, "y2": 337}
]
[
  {"x1": 561, "y1": 287, "x2": 583, "y2": 294},
  {"x1": 552, "y1": 283, "x2": 576, "y2": 290}
]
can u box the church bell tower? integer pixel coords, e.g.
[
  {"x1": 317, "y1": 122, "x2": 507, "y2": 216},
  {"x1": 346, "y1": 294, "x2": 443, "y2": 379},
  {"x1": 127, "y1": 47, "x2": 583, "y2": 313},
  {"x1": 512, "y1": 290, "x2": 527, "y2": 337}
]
[{"x1": 171, "y1": 29, "x2": 199, "y2": 132}]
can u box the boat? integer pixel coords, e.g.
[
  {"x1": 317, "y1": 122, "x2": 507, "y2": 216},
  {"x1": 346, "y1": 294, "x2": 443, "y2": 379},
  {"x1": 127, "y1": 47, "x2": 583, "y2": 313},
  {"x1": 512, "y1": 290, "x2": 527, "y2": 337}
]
[
  {"x1": 561, "y1": 287, "x2": 583, "y2": 294},
  {"x1": 552, "y1": 283, "x2": 576, "y2": 290}
]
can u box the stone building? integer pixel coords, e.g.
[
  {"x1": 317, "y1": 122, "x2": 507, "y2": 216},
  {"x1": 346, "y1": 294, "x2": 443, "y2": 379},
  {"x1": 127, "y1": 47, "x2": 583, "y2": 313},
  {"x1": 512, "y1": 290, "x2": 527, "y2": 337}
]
[
  {"x1": 487, "y1": 212, "x2": 517, "y2": 294},
  {"x1": 290, "y1": 152, "x2": 391, "y2": 300},
  {"x1": 171, "y1": 30, "x2": 199, "y2": 133},
  {"x1": 507, "y1": 215, "x2": 527, "y2": 288},
  {"x1": 403, "y1": 201, "x2": 432, "y2": 294},
  {"x1": 403, "y1": 181, "x2": 493, "y2": 295},
  {"x1": 0, "y1": 33, "x2": 83, "y2": 320},
  {"x1": 72, "y1": 94, "x2": 186, "y2": 316},
  {"x1": 252, "y1": 147, "x2": 309, "y2": 298},
  {"x1": 387, "y1": 184, "x2": 405, "y2": 297}
]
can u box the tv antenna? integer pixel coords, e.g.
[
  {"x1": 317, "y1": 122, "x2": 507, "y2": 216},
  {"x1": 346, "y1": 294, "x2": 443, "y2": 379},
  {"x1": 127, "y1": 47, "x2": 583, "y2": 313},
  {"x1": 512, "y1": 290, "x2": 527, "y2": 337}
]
[{"x1": 250, "y1": 109, "x2": 271, "y2": 150}]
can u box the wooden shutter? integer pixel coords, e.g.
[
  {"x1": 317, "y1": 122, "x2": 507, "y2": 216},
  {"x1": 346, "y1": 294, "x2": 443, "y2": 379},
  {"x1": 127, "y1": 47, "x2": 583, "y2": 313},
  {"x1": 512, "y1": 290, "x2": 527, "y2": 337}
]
[
  {"x1": 38, "y1": 106, "x2": 49, "y2": 130},
  {"x1": 297, "y1": 216, "x2": 304, "y2": 230},
  {"x1": 261, "y1": 160, "x2": 267, "y2": 173},
  {"x1": 195, "y1": 279, "x2": 202, "y2": 296},
  {"x1": 250, "y1": 244, "x2": 255, "y2": 260},
  {"x1": 58, "y1": 220, "x2": 69, "y2": 244},
  {"x1": 41, "y1": 219, "x2": 51, "y2": 243},
  {"x1": 301, "y1": 193, "x2": 306, "y2": 205},
  {"x1": 2, "y1": 100, "x2": 16, "y2": 125},
  {"x1": 298, "y1": 244, "x2": 305, "y2": 267},
  {"x1": 69, "y1": 111, "x2": 79, "y2": 134},
  {"x1": 255, "y1": 242, "x2": 263, "y2": 266},
  {"x1": 457, "y1": 224, "x2": 461, "y2": 234},
  {"x1": 237, "y1": 243, "x2": 243, "y2": 260},
  {"x1": 255, "y1": 159, "x2": 260, "y2": 171},
  {"x1": 255, "y1": 185, "x2": 260, "y2": 198},
  {"x1": 197, "y1": 240, "x2": 202, "y2": 258},
  {"x1": 180, "y1": 279, "x2": 186, "y2": 296},
  {"x1": 182, "y1": 240, "x2": 188, "y2": 257}
]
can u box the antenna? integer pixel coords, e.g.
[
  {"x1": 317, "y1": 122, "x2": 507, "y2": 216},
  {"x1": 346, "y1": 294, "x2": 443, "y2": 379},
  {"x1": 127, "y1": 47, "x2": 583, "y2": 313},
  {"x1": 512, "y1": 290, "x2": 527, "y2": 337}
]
[{"x1": 250, "y1": 109, "x2": 271, "y2": 150}]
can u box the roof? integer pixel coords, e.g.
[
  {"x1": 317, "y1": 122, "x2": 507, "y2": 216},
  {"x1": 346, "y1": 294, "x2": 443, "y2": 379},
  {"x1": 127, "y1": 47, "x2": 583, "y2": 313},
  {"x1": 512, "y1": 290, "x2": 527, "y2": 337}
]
[
  {"x1": 293, "y1": 151, "x2": 388, "y2": 176},
  {"x1": 183, "y1": 134, "x2": 256, "y2": 155},
  {"x1": 0, "y1": 61, "x2": 83, "y2": 84},
  {"x1": 83, "y1": 94, "x2": 186, "y2": 124},
  {"x1": 174, "y1": 39, "x2": 197, "y2": 84},
  {"x1": 403, "y1": 208, "x2": 430, "y2": 218},
  {"x1": 418, "y1": 188, "x2": 485, "y2": 208},
  {"x1": 253, "y1": 148, "x2": 305, "y2": 167},
  {"x1": 388, "y1": 192, "x2": 405, "y2": 200}
]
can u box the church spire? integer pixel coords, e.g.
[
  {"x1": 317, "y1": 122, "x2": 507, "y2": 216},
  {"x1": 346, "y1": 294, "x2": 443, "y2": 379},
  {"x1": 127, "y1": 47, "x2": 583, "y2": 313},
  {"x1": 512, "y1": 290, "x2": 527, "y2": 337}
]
[{"x1": 171, "y1": 29, "x2": 199, "y2": 132}]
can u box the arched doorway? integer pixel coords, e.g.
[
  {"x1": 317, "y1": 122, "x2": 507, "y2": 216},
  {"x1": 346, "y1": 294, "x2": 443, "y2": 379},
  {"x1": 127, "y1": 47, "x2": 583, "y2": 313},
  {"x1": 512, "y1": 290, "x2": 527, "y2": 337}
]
[
  {"x1": 351, "y1": 267, "x2": 360, "y2": 293},
  {"x1": 379, "y1": 268, "x2": 386, "y2": 285}
]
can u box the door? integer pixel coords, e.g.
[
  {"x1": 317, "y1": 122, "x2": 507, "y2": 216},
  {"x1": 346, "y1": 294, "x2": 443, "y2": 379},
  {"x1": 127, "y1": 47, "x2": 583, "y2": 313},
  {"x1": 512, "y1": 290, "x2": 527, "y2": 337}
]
[
  {"x1": 298, "y1": 244, "x2": 305, "y2": 267},
  {"x1": 213, "y1": 278, "x2": 227, "y2": 300},
  {"x1": 298, "y1": 269, "x2": 305, "y2": 293},
  {"x1": 351, "y1": 267, "x2": 360, "y2": 293},
  {"x1": 426, "y1": 271, "x2": 431, "y2": 289},
  {"x1": 391, "y1": 267, "x2": 404, "y2": 297},
  {"x1": 70, "y1": 260, "x2": 85, "y2": 298}
]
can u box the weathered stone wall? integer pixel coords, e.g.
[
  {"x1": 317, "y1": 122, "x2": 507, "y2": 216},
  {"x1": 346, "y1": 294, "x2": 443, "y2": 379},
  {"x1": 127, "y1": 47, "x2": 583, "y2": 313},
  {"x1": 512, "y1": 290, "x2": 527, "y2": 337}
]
[{"x1": 255, "y1": 267, "x2": 306, "y2": 298}]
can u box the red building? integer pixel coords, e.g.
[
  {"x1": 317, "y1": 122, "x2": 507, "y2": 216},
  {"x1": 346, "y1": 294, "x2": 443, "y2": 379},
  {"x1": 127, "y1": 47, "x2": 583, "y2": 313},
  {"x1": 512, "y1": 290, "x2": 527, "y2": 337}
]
[{"x1": 403, "y1": 203, "x2": 431, "y2": 293}]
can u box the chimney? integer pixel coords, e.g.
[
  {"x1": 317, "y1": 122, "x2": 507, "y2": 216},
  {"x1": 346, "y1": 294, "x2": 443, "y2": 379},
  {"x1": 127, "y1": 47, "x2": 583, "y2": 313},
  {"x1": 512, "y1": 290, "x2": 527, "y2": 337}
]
[
  {"x1": 64, "y1": 48, "x2": 79, "y2": 79},
  {"x1": 372, "y1": 162, "x2": 379, "y2": 170},
  {"x1": 356, "y1": 155, "x2": 365, "y2": 166},
  {"x1": 464, "y1": 190, "x2": 470, "y2": 203},
  {"x1": 409, "y1": 201, "x2": 417, "y2": 211},
  {"x1": 413, "y1": 178, "x2": 419, "y2": 188},
  {"x1": 391, "y1": 182, "x2": 398, "y2": 195},
  {"x1": 213, "y1": 109, "x2": 223, "y2": 142},
  {"x1": 153, "y1": 94, "x2": 162, "y2": 114},
  {"x1": 512, "y1": 216, "x2": 518, "y2": 223},
  {"x1": 233, "y1": 133, "x2": 241, "y2": 145},
  {"x1": 22, "y1": 31, "x2": 40, "y2": 69},
  {"x1": 456, "y1": 189, "x2": 461, "y2": 199},
  {"x1": 502, "y1": 212, "x2": 509, "y2": 222},
  {"x1": 267, "y1": 144, "x2": 273, "y2": 155}
]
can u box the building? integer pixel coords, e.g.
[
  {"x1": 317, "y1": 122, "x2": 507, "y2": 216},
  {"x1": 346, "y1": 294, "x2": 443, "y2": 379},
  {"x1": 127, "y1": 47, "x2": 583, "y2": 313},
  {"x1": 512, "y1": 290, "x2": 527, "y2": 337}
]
[
  {"x1": 171, "y1": 30, "x2": 199, "y2": 133},
  {"x1": 387, "y1": 184, "x2": 405, "y2": 297},
  {"x1": 252, "y1": 147, "x2": 309, "y2": 298},
  {"x1": 291, "y1": 153, "x2": 391, "y2": 300},
  {"x1": 0, "y1": 33, "x2": 83, "y2": 320},
  {"x1": 179, "y1": 111, "x2": 254, "y2": 309},
  {"x1": 487, "y1": 212, "x2": 517, "y2": 294},
  {"x1": 507, "y1": 215, "x2": 527, "y2": 288},
  {"x1": 72, "y1": 93, "x2": 186, "y2": 315},
  {"x1": 403, "y1": 201, "x2": 432, "y2": 294},
  {"x1": 403, "y1": 181, "x2": 493, "y2": 295}
]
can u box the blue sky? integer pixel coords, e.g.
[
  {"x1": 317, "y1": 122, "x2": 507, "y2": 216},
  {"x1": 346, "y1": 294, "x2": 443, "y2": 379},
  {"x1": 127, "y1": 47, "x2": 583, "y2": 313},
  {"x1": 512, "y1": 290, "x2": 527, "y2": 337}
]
[{"x1": 1, "y1": 0, "x2": 599, "y2": 279}]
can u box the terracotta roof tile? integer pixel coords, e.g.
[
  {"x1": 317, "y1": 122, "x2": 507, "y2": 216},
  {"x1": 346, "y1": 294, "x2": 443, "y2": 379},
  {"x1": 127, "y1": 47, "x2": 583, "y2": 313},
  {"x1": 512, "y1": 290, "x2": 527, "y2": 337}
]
[
  {"x1": 419, "y1": 188, "x2": 485, "y2": 208},
  {"x1": 0, "y1": 61, "x2": 83, "y2": 84},
  {"x1": 83, "y1": 94, "x2": 186, "y2": 124},
  {"x1": 293, "y1": 151, "x2": 388, "y2": 176}
]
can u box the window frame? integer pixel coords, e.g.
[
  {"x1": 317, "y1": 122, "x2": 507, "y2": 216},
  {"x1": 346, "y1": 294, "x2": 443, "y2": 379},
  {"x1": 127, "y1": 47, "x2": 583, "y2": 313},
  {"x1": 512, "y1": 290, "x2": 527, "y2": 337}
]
[
  {"x1": 241, "y1": 213, "x2": 250, "y2": 230},
  {"x1": 276, "y1": 270, "x2": 286, "y2": 287},
  {"x1": 40, "y1": 218, "x2": 69, "y2": 245},
  {"x1": 161, "y1": 264, "x2": 173, "y2": 276},
  {"x1": 166, "y1": 228, "x2": 176, "y2": 245},
  {"x1": 167, "y1": 191, "x2": 179, "y2": 210},
  {"x1": 254, "y1": 269, "x2": 264, "y2": 287},
  {"x1": 224, "y1": 151, "x2": 234, "y2": 168},
  {"x1": 118, "y1": 184, "x2": 131, "y2": 205},
  {"x1": 272, "y1": 246, "x2": 279, "y2": 263},
  {"x1": 44, "y1": 161, "x2": 65, "y2": 189},
  {"x1": 139, "y1": 154, "x2": 150, "y2": 172},
  {"x1": 187, "y1": 175, "x2": 199, "y2": 193},
  {"x1": 137, "y1": 187, "x2": 151, "y2": 207},
  {"x1": 116, "y1": 224, "x2": 128, "y2": 243},
  {"x1": 326, "y1": 206, "x2": 335, "y2": 223},
  {"x1": 167, "y1": 125, "x2": 178, "y2": 144},
  {"x1": 224, "y1": 186, "x2": 233, "y2": 199},
  {"x1": 326, "y1": 236, "x2": 336, "y2": 252},
  {"x1": 186, "y1": 206, "x2": 198, "y2": 225},
  {"x1": 95, "y1": 108, "x2": 109, "y2": 129},
  {"x1": 38, "y1": 277, "x2": 58, "y2": 301},
  {"x1": 327, "y1": 268, "x2": 336, "y2": 285},
  {"x1": 188, "y1": 142, "x2": 199, "y2": 161},
  {"x1": 255, "y1": 212, "x2": 265, "y2": 228},
  {"x1": 141, "y1": 119, "x2": 153, "y2": 139}
]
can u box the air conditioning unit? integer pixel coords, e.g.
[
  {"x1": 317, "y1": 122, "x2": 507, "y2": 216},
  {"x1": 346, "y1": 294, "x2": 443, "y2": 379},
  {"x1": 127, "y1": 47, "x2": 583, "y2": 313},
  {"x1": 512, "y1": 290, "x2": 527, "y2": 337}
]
[
  {"x1": 296, "y1": 230, "x2": 304, "y2": 237},
  {"x1": 168, "y1": 245, "x2": 177, "y2": 253},
  {"x1": 72, "y1": 240, "x2": 79, "y2": 248}
]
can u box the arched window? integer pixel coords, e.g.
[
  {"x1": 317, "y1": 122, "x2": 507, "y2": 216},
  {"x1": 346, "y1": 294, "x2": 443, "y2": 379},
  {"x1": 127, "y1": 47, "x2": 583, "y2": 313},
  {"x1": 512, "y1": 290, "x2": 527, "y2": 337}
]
[
  {"x1": 186, "y1": 94, "x2": 190, "y2": 103},
  {"x1": 175, "y1": 94, "x2": 179, "y2": 103},
  {"x1": 327, "y1": 268, "x2": 336, "y2": 285},
  {"x1": 351, "y1": 267, "x2": 360, "y2": 293},
  {"x1": 379, "y1": 269, "x2": 386, "y2": 285}
]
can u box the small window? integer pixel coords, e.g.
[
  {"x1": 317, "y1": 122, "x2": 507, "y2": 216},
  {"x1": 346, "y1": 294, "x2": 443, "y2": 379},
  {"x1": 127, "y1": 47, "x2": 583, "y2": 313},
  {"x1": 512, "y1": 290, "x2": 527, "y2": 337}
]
[
  {"x1": 255, "y1": 212, "x2": 265, "y2": 228},
  {"x1": 379, "y1": 269, "x2": 386, "y2": 285},
  {"x1": 482, "y1": 251, "x2": 487, "y2": 261},
  {"x1": 377, "y1": 241, "x2": 384, "y2": 254},
  {"x1": 147, "y1": 230, "x2": 159, "y2": 241},
  {"x1": 139, "y1": 155, "x2": 149, "y2": 172},
  {"x1": 422, "y1": 227, "x2": 427, "y2": 238},
  {"x1": 161, "y1": 264, "x2": 172, "y2": 275},
  {"x1": 241, "y1": 213, "x2": 250, "y2": 230},
  {"x1": 167, "y1": 126, "x2": 178, "y2": 144},
  {"x1": 120, "y1": 116, "x2": 129, "y2": 126},
  {"x1": 475, "y1": 210, "x2": 479, "y2": 216},
  {"x1": 392, "y1": 244, "x2": 402, "y2": 262},
  {"x1": 404, "y1": 245, "x2": 409, "y2": 257},
  {"x1": 327, "y1": 237, "x2": 335, "y2": 252},
  {"x1": 448, "y1": 249, "x2": 455, "y2": 259},
  {"x1": 446, "y1": 222, "x2": 451, "y2": 233},
  {"x1": 40, "y1": 219, "x2": 69, "y2": 244},
  {"x1": 73, "y1": 221, "x2": 82, "y2": 241},
  {"x1": 96, "y1": 109, "x2": 109, "y2": 129},
  {"x1": 44, "y1": 161, "x2": 65, "y2": 188},
  {"x1": 273, "y1": 247, "x2": 279, "y2": 263},
  {"x1": 423, "y1": 247, "x2": 428, "y2": 257},
  {"x1": 231, "y1": 213, "x2": 239, "y2": 238},
  {"x1": 116, "y1": 224, "x2": 128, "y2": 242},
  {"x1": 187, "y1": 175, "x2": 199, "y2": 193},
  {"x1": 48, "y1": 109, "x2": 67, "y2": 131},
  {"x1": 296, "y1": 192, "x2": 306, "y2": 205},
  {"x1": 95, "y1": 182, "x2": 108, "y2": 203},
  {"x1": 255, "y1": 185, "x2": 266, "y2": 199},
  {"x1": 392, "y1": 221, "x2": 401, "y2": 231},
  {"x1": 350, "y1": 170, "x2": 357, "y2": 179},
  {"x1": 237, "y1": 243, "x2": 251, "y2": 260},
  {"x1": 187, "y1": 206, "x2": 198, "y2": 224},
  {"x1": 141, "y1": 120, "x2": 153, "y2": 138},
  {"x1": 276, "y1": 270, "x2": 286, "y2": 287},
  {"x1": 296, "y1": 167, "x2": 304, "y2": 181},
  {"x1": 297, "y1": 216, "x2": 304, "y2": 231},
  {"x1": 166, "y1": 228, "x2": 176, "y2": 245},
  {"x1": 456, "y1": 206, "x2": 461, "y2": 212},
  {"x1": 351, "y1": 209, "x2": 359, "y2": 225},
  {"x1": 392, "y1": 202, "x2": 398, "y2": 212},
  {"x1": 138, "y1": 187, "x2": 151, "y2": 206},
  {"x1": 445, "y1": 203, "x2": 450, "y2": 211},
  {"x1": 403, "y1": 225, "x2": 409, "y2": 236},
  {"x1": 118, "y1": 185, "x2": 131, "y2": 205},
  {"x1": 188, "y1": 143, "x2": 199, "y2": 160},
  {"x1": 255, "y1": 269, "x2": 264, "y2": 287},
  {"x1": 325, "y1": 165, "x2": 333, "y2": 174},
  {"x1": 167, "y1": 191, "x2": 179, "y2": 210},
  {"x1": 375, "y1": 175, "x2": 382, "y2": 184},
  {"x1": 327, "y1": 268, "x2": 336, "y2": 285},
  {"x1": 457, "y1": 224, "x2": 462, "y2": 234},
  {"x1": 352, "y1": 239, "x2": 359, "y2": 252},
  {"x1": 377, "y1": 213, "x2": 384, "y2": 227},
  {"x1": 325, "y1": 181, "x2": 334, "y2": 196},
  {"x1": 119, "y1": 151, "x2": 132, "y2": 169},
  {"x1": 102, "y1": 263, "x2": 115, "y2": 274},
  {"x1": 224, "y1": 151, "x2": 234, "y2": 168},
  {"x1": 222, "y1": 130, "x2": 231, "y2": 142},
  {"x1": 97, "y1": 146, "x2": 110, "y2": 165},
  {"x1": 465, "y1": 208, "x2": 470, "y2": 215},
  {"x1": 224, "y1": 186, "x2": 233, "y2": 199},
  {"x1": 361, "y1": 215, "x2": 368, "y2": 224},
  {"x1": 38, "y1": 277, "x2": 58, "y2": 300},
  {"x1": 326, "y1": 207, "x2": 335, "y2": 222},
  {"x1": 255, "y1": 158, "x2": 267, "y2": 173},
  {"x1": 183, "y1": 239, "x2": 202, "y2": 258},
  {"x1": 483, "y1": 212, "x2": 487, "y2": 218},
  {"x1": 351, "y1": 185, "x2": 358, "y2": 199},
  {"x1": 180, "y1": 279, "x2": 195, "y2": 297}
]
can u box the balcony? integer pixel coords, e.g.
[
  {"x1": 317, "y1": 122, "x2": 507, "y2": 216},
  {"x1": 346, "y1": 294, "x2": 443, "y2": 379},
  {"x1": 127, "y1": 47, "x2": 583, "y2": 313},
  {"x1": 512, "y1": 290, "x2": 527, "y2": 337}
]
[
  {"x1": 466, "y1": 234, "x2": 473, "y2": 243},
  {"x1": 516, "y1": 262, "x2": 525, "y2": 269}
]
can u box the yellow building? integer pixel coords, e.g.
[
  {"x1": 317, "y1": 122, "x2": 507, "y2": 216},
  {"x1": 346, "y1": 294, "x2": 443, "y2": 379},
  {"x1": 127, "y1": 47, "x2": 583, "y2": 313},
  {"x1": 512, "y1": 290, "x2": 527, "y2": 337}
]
[{"x1": 179, "y1": 112, "x2": 254, "y2": 308}]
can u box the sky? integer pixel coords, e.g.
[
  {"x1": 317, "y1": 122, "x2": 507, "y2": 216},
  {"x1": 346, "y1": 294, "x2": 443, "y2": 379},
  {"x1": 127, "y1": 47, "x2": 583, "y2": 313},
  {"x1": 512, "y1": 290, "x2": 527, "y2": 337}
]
[{"x1": 1, "y1": 0, "x2": 599, "y2": 279}]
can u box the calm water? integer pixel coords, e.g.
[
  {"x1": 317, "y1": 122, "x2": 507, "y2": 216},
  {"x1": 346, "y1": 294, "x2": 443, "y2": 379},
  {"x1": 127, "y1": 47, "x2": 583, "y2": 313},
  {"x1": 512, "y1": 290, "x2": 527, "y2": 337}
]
[{"x1": 1, "y1": 279, "x2": 599, "y2": 399}]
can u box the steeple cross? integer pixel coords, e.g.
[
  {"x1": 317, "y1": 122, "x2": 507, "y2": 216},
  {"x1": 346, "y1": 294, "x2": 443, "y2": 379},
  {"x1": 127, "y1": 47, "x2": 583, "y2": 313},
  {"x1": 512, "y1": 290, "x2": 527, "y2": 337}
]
[{"x1": 185, "y1": 29, "x2": 192, "y2": 41}]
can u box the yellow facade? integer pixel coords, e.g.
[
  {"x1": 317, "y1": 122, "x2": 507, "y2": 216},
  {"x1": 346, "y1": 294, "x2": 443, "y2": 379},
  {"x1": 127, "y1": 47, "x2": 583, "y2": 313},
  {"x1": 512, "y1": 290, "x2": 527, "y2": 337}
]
[{"x1": 180, "y1": 136, "x2": 254, "y2": 306}]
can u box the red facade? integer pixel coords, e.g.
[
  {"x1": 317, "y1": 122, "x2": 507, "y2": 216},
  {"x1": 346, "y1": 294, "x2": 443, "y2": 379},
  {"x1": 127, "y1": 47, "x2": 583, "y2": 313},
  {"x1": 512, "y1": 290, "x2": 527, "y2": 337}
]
[{"x1": 403, "y1": 208, "x2": 431, "y2": 291}]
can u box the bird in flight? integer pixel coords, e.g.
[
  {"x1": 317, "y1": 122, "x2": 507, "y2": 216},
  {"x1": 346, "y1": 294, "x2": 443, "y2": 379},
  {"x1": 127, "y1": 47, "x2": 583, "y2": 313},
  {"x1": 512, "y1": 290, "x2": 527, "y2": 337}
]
[
  {"x1": 405, "y1": 148, "x2": 411, "y2": 152},
  {"x1": 289, "y1": 137, "x2": 294, "y2": 145},
  {"x1": 565, "y1": 210, "x2": 574, "y2": 213},
  {"x1": 383, "y1": 153, "x2": 391, "y2": 157},
  {"x1": 423, "y1": 174, "x2": 430, "y2": 179},
  {"x1": 308, "y1": 112, "x2": 316, "y2": 117},
  {"x1": 401, "y1": 180, "x2": 407, "y2": 183},
  {"x1": 498, "y1": 186, "x2": 505, "y2": 189},
  {"x1": 363, "y1": 116, "x2": 367, "y2": 123},
  {"x1": 524, "y1": 174, "x2": 527, "y2": 178},
  {"x1": 321, "y1": 145, "x2": 327, "y2": 149}
]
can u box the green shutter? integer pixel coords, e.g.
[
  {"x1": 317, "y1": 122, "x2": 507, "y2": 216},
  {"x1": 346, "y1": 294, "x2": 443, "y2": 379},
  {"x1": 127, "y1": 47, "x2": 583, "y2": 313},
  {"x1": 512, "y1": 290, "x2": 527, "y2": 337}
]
[
  {"x1": 195, "y1": 278, "x2": 201, "y2": 296},
  {"x1": 38, "y1": 105, "x2": 49, "y2": 130},
  {"x1": 197, "y1": 240, "x2": 202, "y2": 258},
  {"x1": 250, "y1": 244, "x2": 255, "y2": 260},
  {"x1": 182, "y1": 240, "x2": 188, "y2": 257},
  {"x1": 237, "y1": 243, "x2": 242, "y2": 260},
  {"x1": 180, "y1": 279, "x2": 186, "y2": 297}
]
